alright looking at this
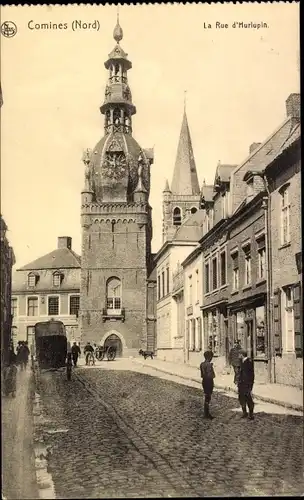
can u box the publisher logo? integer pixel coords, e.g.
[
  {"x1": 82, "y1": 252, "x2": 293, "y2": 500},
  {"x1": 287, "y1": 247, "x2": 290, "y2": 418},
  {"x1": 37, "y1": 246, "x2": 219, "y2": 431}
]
[{"x1": 1, "y1": 21, "x2": 17, "y2": 38}]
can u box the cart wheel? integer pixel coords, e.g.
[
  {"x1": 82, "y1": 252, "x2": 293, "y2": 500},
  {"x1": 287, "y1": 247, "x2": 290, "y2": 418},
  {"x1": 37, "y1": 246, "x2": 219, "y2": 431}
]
[{"x1": 107, "y1": 348, "x2": 116, "y2": 361}]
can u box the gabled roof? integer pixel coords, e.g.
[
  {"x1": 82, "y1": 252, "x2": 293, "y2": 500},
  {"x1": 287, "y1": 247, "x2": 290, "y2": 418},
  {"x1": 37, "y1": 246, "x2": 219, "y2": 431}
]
[
  {"x1": 18, "y1": 247, "x2": 81, "y2": 271},
  {"x1": 173, "y1": 210, "x2": 205, "y2": 242},
  {"x1": 232, "y1": 117, "x2": 300, "y2": 179},
  {"x1": 171, "y1": 110, "x2": 200, "y2": 196}
]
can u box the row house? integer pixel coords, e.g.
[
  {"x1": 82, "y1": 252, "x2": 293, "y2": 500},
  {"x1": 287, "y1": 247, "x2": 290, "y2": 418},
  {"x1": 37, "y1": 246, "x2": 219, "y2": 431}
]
[
  {"x1": 264, "y1": 95, "x2": 302, "y2": 387},
  {"x1": 155, "y1": 211, "x2": 204, "y2": 363},
  {"x1": 11, "y1": 236, "x2": 81, "y2": 351},
  {"x1": 1, "y1": 216, "x2": 16, "y2": 366},
  {"x1": 197, "y1": 92, "x2": 301, "y2": 384}
]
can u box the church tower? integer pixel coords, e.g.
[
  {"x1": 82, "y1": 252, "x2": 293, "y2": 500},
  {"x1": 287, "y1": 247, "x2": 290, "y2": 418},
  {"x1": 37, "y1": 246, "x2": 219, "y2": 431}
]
[
  {"x1": 162, "y1": 108, "x2": 201, "y2": 242},
  {"x1": 80, "y1": 17, "x2": 154, "y2": 356}
]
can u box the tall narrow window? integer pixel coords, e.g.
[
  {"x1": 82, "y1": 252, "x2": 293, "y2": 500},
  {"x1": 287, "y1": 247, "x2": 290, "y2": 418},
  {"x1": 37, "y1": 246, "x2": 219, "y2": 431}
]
[
  {"x1": 166, "y1": 268, "x2": 170, "y2": 295},
  {"x1": 220, "y1": 250, "x2": 226, "y2": 286},
  {"x1": 157, "y1": 275, "x2": 161, "y2": 300},
  {"x1": 243, "y1": 245, "x2": 251, "y2": 286},
  {"x1": 283, "y1": 286, "x2": 294, "y2": 352},
  {"x1": 106, "y1": 278, "x2": 122, "y2": 312},
  {"x1": 162, "y1": 271, "x2": 165, "y2": 297},
  {"x1": 212, "y1": 256, "x2": 218, "y2": 290},
  {"x1": 205, "y1": 262, "x2": 210, "y2": 294},
  {"x1": 27, "y1": 297, "x2": 38, "y2": 317},
  {"x1": 173, "y1": 207, "x2": 182, "y2": 226},
  {"x1": 11, "y1": 298, "x2": 17, "y2": 317},
  {"x1": 27, "y1": 326, "x2": 36, "y2": 353},
  {"x1": 231, "y1": 251, "x2": 239, "y2": 290},
  {"x1": 48, "y1": 296, "x2": 59, "y2": 316},
  {"x1": 189, "y1": 275, "x2": 193, "y2": 305},
  {"x1": 69, "y1": 295, "x2": 80, "y2": 316},
  {"x1": 196, "y1": 270, "x2": 199, "y2": 302},
  {"x1": 281, "y1": 186, "x2": 290, "y2": 245},
  {"x1": 257, "y1": 236, "x2": 266, "y2": 280}
]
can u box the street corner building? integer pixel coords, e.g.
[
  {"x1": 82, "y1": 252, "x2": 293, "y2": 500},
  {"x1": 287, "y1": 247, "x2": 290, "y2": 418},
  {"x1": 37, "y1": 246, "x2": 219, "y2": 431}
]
[
  {"x1": 11, "y1": 237, "x2": 81, "y2": 350},
  {"x1": 80, "y1": 18, "x2": 156, "y2": 357}
]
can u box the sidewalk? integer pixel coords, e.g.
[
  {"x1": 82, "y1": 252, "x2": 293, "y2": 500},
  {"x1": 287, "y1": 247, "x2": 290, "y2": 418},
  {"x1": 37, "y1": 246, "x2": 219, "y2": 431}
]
[
  {"x1": 131, "y1": 357, "x2": 303, "y2": 412},
  {"x1": 1, "y1": 368, "x2": 38, "y2": 500}
]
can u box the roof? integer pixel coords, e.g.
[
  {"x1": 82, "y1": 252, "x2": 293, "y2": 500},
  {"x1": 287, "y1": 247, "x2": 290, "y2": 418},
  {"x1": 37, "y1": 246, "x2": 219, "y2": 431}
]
[
  {"x1": 232, "y1": 117, "x2": 300, "y2": 179},
  {"x1": 18, "y1": 247, "x2": 81, "y2": 271},
  {"x1": 201, "y1": 184, "x2": 214, "y2": 202},
  {"x1": 171, "y1": 110, "x2": 200, "y2": 196},
  {"x1": 173, "y1": 210, "x2": 205, "y2": 242},
  {"x1": 215, "y1": 163, "x2": 237, "y2": 183}
]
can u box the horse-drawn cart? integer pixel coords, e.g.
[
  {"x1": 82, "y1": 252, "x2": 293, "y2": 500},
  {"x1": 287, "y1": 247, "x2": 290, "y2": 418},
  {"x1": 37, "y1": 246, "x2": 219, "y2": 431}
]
[{"x1": 95, "y1": 344, "x2": 117, "y2": 361}]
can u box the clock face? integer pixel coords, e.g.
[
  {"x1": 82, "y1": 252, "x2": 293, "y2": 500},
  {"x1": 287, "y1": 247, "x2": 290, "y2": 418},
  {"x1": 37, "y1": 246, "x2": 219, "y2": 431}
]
[{"x1": 101, "y1": 152, "x2": 127, "y2": 181}]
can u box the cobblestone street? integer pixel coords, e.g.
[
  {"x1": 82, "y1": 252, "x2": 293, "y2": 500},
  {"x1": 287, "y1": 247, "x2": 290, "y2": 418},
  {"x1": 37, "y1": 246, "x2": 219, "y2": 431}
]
[{"x1": 36, "y1": 364, "x2": 303, "y2": 498}]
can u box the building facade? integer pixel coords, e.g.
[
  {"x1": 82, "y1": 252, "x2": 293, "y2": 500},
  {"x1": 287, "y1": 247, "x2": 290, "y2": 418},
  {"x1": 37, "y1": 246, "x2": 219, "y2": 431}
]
[
  {"x1": 80, "y1": 19, "x2": 156, "y2": 356},
  {"x1": 1, "y1": 216, "x2": 15, "y2": 365},
  {"x1": 265, "y1": 95, "x2": 302, "y2": 387},
  {"x1": 11, "y1": 236, "x2": 81, "y2": 351}
]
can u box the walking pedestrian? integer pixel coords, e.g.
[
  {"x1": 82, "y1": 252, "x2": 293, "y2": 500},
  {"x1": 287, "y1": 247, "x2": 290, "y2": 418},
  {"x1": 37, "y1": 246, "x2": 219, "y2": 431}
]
[
  {"x1": 84, "y1": 342, "x2": 94, "y2": 365},
  {"x1": 238, "y1": 349, "x2": 255, "y2": 420},
  {"x1": 17, "y1": 341, "x2": 30, "y2": 371},
  {"x1": 4, "y1": 349, "x2": 17, "y2": 397},
  {"x1": 200, "y1": 350, "x2": 216, "y2": 420},
  {"x1": 229, "y1": 340, "x2": 242, "y2": 384},
  {"x1": 71, "y1": 342, "x2": 81, "y2": 367}
]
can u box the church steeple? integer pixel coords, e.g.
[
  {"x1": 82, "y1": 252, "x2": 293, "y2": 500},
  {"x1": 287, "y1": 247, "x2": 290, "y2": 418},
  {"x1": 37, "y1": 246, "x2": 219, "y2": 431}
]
[
  {"x1": 171, "y1": 109, "x2": 200, "y2": 195},
  {"x1": 99, "y1": 17, "x2": 136, "y2": 135}
]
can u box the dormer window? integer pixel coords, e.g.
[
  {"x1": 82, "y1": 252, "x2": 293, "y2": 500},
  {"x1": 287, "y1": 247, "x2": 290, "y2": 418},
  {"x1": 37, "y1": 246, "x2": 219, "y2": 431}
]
[
  {"x1": 53, "y1": 272, "x2": 63, "y2": 287},
  {"x1": 28, "y1": 273, "x2": 38, "y2": 288},
  {"x1": 246, "y1": 179, "x2": 254, "y2": 201}
]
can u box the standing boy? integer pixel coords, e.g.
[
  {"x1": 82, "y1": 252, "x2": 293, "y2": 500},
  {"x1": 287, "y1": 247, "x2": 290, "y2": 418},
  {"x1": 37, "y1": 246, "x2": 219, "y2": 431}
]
[{"x1": 200, "y1": 350, "x2": 216, "y2": 420}]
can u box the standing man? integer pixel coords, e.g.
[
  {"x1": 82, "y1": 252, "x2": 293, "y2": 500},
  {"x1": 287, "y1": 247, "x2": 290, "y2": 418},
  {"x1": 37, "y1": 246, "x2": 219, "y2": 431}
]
[
  {"x1": 71, "y1": 342, "x2": 81, "y2": 367},
  {"x1": 229, "y1": 340, "x2": 242, "y2": 384},
  {"x1": 238, "y1": 349, "x2": 255, "y2": 420},
  {"x1": 200, "y1": 350, "x2": 216, "y2": 420}
]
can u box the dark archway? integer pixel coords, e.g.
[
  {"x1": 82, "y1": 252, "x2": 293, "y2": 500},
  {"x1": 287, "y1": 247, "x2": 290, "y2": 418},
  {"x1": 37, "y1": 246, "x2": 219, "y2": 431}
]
[{"x1": 104, "y1": 334, "x2": 123, "y2": 357}]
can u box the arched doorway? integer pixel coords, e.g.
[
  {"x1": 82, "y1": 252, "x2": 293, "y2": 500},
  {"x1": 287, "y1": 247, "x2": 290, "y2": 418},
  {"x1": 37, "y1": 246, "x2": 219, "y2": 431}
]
[{"x1": 104, "y1": 334, "x2": 123, "y2": 357}]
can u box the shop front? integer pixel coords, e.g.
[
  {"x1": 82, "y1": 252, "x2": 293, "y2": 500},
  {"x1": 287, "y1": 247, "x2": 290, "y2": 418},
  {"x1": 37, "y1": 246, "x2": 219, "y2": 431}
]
[
  {"x1": 202, "y1": 300, "x2": 228, "y2": 374},
  {"x1": 228, "y1": 293, "x2": 269, "y2": 383}
]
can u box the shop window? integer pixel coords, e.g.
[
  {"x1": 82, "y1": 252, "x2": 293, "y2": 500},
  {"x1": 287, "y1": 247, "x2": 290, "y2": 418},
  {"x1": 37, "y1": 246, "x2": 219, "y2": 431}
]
[
  {"x1": 255, "y1": 305, "x2": 266, "y2": 357},
  {"x1": 236, "y1": 311, "x2": 244, "y2": 344},
  {"x1": 208, "y1": 311, "x2": 219, "y2": 355}
]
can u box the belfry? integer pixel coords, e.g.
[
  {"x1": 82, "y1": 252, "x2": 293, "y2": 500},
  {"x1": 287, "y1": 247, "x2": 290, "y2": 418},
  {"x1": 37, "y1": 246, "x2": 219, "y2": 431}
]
[{"x1": 80, "y1": 17, "x2": 156, "y2": 356}]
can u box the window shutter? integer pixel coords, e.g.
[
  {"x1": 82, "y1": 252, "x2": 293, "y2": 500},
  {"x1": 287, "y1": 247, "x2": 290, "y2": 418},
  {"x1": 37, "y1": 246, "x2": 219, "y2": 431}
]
[
  {"x1": 273, "y1": 288, "x2": 282, "y2": 355},
  {"x1": 293, "y1": 282, "x2": 303, "y2": 358}
]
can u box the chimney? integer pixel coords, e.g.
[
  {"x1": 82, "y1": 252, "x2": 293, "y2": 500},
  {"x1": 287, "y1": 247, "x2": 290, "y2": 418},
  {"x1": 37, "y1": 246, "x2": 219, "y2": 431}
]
[
  {"x1": 58, "y1": 236, "x2": 72, "y2": 250},
  {"x1": 286, "y1": 93, "x2": 300, "y2": 119},
  {"x1": 249, "y1": 142, "x2": 262, "y2": 155}
]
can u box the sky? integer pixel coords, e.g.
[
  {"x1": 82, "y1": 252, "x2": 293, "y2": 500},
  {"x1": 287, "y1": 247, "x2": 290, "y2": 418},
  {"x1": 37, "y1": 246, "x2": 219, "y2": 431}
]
[{"x1": 1, "y1": 3, "x2": 300, "y2": 268}]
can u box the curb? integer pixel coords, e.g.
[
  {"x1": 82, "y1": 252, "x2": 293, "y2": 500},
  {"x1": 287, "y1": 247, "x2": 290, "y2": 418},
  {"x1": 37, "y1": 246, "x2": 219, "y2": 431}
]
[{"x1": 132, "y1": 359, "x2": 303, "y2": 413}]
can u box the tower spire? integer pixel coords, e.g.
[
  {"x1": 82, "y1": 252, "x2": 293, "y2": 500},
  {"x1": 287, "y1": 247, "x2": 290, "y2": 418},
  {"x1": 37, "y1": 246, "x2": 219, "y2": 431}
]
[
  {"x1": 170, "y1": 106, "x2": 200, "y2": 195},
  {"x1": 113, "y1": 7, "x2": 123, "y2": 43}
]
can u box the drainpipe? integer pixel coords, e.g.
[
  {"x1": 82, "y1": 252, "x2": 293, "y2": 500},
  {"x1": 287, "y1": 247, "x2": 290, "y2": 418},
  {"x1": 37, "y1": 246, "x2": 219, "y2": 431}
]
[{"x1": 261, "y1": 175, "x2": 275, "y2": 383}]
